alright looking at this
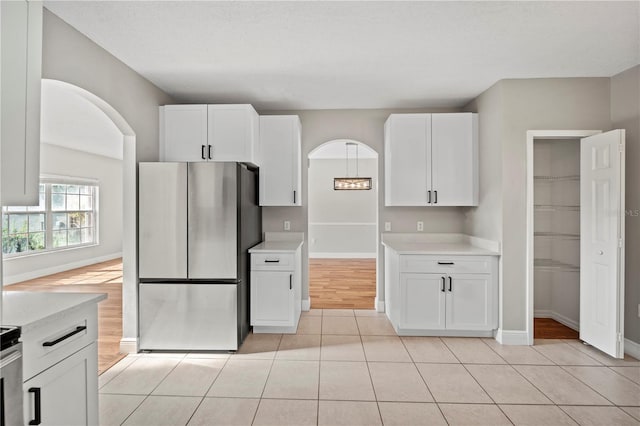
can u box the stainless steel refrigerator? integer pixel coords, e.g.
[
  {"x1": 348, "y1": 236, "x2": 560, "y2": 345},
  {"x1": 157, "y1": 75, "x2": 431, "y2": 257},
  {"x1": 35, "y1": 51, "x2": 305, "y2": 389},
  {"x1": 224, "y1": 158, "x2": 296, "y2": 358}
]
[{"x1": 138, "y1": 162, "x2": 262, "y2": 351}]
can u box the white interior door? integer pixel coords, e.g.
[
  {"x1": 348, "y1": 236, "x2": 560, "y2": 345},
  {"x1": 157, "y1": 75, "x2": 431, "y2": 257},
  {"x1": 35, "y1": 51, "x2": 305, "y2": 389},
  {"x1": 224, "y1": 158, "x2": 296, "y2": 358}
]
[{"x1": 580, "y1": 130, "x2": 625, "y2": 358}]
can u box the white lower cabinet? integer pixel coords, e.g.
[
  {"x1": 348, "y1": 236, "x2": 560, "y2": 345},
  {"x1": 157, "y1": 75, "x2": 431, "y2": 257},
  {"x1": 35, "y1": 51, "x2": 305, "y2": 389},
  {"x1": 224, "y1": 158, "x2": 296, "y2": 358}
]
[
  {"x1": 23, "y1": 342, "x2": 98, "y2": 426},
  {"x1": 400, "y1": 273, "x2": 446, "y2": 330}
]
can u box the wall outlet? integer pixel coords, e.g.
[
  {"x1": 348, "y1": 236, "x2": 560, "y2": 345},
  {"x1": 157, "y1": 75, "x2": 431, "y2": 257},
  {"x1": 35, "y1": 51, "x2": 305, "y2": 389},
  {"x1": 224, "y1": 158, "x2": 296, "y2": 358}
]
[
  {"x1": 384, "y1": 222, "x2": 391, "y2": 232},
  {"x1": 417, "y1": 221, "x2": 424, "y2": 232},
  {"x1": 284, "y1": 220, "x2": 291, "y2": 231}
]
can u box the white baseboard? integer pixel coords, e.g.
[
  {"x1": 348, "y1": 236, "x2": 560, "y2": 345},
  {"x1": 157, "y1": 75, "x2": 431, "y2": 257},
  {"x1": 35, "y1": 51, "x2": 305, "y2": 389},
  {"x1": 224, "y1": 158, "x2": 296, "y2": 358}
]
[
  {"x1": 625, "y1": 338, "x2": 640, "y2": 359},
  {"x1": 119, "y1": 338, "x2": 138, "y2": 354},
  {"x1": 375, "y1": 297, "x2": 385, "y2": 313},
  {"x1": 3, "y1": 252, "x2": 123, "y2": 285},
  {"x1": 309, "y1": 252, "x2": 376, "y2": 259},
  {"x1": 495, "y1": 329, "x2": 529, "y2": 345},
  {"x1": 534, "y1": 309, "x2": 579, "y2": 331},
  {"x1": 302, "y1": 298, "x2": 311, "y2": 311}
]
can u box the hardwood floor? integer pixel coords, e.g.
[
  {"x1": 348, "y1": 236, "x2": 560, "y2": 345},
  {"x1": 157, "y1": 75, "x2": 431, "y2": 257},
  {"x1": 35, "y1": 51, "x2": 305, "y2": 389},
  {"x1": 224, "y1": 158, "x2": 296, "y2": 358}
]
[
  {"x1": 4, "y1": 258, "x2": 124, "y2": 374},
  {"x1": 534, "y1": 317, "x2": 579, "y2": 339},
  {"x1": 309, "y1": 258, "x2": 376, "y2": 309}
]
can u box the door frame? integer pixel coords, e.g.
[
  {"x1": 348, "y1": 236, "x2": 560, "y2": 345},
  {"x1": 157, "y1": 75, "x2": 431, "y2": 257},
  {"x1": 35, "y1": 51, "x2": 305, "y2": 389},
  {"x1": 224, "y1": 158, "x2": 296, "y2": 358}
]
[{"x1": 525, "y1": 130, "x2": 600, "y2": 345}]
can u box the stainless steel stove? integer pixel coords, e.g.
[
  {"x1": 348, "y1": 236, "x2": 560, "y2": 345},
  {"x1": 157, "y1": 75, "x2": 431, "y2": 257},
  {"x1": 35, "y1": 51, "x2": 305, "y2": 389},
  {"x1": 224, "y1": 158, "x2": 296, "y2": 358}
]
[{"x1": 1, "y1": 325, "x2": 23, "y2": 426}]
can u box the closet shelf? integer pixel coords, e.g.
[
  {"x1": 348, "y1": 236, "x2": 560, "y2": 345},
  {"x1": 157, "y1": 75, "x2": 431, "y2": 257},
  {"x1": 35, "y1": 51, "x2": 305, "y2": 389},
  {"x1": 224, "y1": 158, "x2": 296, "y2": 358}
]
[
  {"x1": 534, "y1": 175, "x2": 580, "y2": 182},
  {"x1": 534, "y1": 232, "x2": 580, "y2": 240},
  {"x1": 534, "y1": 204, "x2": 580, "y2": 212},
  {"x1": 534, "y1": 258, "x2": 580, "y2": 272}
]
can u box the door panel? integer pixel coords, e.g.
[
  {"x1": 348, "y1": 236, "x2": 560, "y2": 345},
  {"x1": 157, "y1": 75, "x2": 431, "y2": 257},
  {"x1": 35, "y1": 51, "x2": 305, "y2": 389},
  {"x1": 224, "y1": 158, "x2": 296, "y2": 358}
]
[
  {"x1": 188, "y1": 163, "x2": 237, "y2": 279},
  {"x1": 161, "y1": 105, "x2": 208, "y2": 162},
  {"x1": 259, "y1": 116, "x2": 296, "y2": 205},
  {"x1": 580, "y1": 130, "x2": 625, "y2": 358},
  {"x1": 399, "y1": 273, "x2": 445, "y2": 329},
  {"x1": 446, "y1": 274, "x2": 492, "y2": 330},
  {"x1": 251, "y1": 271, "x2": 293, "y2": 325}
]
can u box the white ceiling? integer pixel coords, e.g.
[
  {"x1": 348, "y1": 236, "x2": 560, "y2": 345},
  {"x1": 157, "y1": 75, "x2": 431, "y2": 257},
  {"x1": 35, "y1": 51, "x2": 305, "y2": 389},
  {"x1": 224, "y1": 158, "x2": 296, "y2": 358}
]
[{"x1": 44, "y1": 1, "x2": 639, "y2": 110}]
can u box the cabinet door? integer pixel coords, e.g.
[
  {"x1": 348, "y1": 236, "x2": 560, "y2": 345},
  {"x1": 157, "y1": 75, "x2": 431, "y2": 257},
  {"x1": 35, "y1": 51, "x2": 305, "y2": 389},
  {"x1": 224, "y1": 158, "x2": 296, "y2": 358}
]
[
  {"x1": 399, "y1": 273, "x2": 445, "y2": 329},
  {"x1": 431, "y1": 113, "x2": 478, "y2": 206},
  {"x1": 445, "y1": 274, "x2": 492, "y2": 330},
  {"x1": 208, "y1": 105, "x2": 259, "y2": 165},
  {"x1": 259, "y1": 116, "x2": 301, "y2": 206},
  {"x1": 160, "y1": 105, "x2": 208, "y2": 161},
  {"x1": 251, "y1": 270, "x2": 294, "y2": 326},
  {"x1": 24, "y1": 342, "x2": 98, "y2": 426},
  {"x1": 384, "y1": 114, "x2": 431, "y2": 206},
  {"x1": 1, "y1": 0, "x2": 42, "y2": 206}
]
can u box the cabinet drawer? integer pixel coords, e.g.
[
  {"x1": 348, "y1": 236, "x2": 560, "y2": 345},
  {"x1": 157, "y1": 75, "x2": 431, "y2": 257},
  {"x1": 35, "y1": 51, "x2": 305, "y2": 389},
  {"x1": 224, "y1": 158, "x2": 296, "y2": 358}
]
[
  {"x1": 400, "y1": 255, "x2": 492, "y2": 274},
  {"x1": 21, "y1": 304, "x2": 98, "y2": 381},
  {"x1": 251, "y1": 253, "x2": 295, "y2": 271}
]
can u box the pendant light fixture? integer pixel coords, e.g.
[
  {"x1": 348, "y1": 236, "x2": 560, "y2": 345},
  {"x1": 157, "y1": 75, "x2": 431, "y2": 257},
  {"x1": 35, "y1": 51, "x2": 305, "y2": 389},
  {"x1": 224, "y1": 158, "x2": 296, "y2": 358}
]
[{"x1": 333, "y1": 142, "x2": 372, "y2": 190}]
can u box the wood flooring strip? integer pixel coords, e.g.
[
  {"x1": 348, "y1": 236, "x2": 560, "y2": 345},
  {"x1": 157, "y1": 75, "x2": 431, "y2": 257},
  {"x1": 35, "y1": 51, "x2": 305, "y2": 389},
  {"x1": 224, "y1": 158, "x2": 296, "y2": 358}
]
[
  {"x1": 534, "y1": 317, "x2": 579, "y2": 339},
  {"x1": 309, "y1": 258, "x2": 376, "y2": 309}
]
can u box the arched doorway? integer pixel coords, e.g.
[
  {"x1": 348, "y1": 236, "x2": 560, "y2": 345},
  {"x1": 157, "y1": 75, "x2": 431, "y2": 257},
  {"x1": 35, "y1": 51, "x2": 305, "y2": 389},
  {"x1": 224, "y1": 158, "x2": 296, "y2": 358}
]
[{"x1": 307, "y1": 139, "x2": 379, "y2": 309}]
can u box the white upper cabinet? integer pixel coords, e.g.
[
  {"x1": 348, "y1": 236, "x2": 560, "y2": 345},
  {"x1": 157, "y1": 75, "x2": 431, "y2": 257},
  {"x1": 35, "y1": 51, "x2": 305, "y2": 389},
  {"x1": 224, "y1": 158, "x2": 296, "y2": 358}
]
[
  {"x1": 1, "y1": 0, "x2": 43, "y2": 206},
  {"x1": 160, "y1": 104, "x2": 260, "y2": 166},
  {"x1": 384, "y1": 112, "x2": 478, "y2": 206},
  {"x1": 259, "y1": 115, "x2": 301, "y2": 206}
]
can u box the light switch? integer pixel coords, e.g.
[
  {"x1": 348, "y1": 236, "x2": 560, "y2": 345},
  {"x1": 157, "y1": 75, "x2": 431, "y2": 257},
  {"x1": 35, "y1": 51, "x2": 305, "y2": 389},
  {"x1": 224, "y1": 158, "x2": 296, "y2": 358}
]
[{"x1": 417, "y1": 221, "x2": 424, "y2": 231}]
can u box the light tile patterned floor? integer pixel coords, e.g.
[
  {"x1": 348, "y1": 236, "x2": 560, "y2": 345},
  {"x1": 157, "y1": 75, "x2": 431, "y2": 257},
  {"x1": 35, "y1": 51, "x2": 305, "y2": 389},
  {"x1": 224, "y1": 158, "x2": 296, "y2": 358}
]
[{"x1": 99, "y1": 309, "x2": 640, "y2": 426}]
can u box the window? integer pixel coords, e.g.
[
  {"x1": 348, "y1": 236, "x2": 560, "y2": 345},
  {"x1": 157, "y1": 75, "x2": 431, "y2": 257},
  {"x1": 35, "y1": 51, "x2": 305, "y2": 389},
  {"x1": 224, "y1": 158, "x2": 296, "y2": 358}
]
[{"x1": 2, "y1": 181, "x2": 98, "y2": 256}]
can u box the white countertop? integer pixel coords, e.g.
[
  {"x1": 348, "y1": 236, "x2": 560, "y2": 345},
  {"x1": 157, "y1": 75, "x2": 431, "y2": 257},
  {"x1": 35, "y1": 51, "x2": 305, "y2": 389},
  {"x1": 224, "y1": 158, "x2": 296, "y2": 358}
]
[
  {"x1": 249, "y1": 240, "x2": 303, "y2": 253},
  {"x1": 2, "y1": 292, "x2": 107, "y2": 333},
  {"x1": 381, "y1": 233, "x2": 500, "y2": 256}
]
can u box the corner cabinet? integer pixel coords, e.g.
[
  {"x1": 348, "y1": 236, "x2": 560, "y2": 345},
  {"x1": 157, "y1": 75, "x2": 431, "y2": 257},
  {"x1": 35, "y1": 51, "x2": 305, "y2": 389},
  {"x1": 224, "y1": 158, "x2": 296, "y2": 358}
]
[
  {"x1": 259, "y1": 115, "x2": 302, "y2": 206},
  {"x1": 384, "y1": 113, "x2": 478, "y2": 206},
  {"x1": 160, "y1": 104, "x2": 260, "y2": 166},
  {"x1": 1, "y1": 0, "x2": 43, "y2": 206},
  {"x1": 385, "y1": 250, "x2": 498, "y2": 336},
  {"x1": 249, "y1": 242, "x2": 302, "y2": 333}
]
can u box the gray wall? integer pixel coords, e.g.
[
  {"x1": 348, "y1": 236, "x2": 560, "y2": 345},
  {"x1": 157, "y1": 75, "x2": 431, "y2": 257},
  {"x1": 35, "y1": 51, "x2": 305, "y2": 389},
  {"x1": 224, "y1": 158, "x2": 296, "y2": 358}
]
[
  {"x1": 3, "y1": 144, "x2": 122, "y2": 283},
  {"x1": 42, "y1": 9, "x2": 173, "y2": 161},
  {"x1": 261, "y1": 108, "x2": 466, "y2": 304},
  {"x1": 611, "y1": 65, "x2": 640, "y2": 344}
]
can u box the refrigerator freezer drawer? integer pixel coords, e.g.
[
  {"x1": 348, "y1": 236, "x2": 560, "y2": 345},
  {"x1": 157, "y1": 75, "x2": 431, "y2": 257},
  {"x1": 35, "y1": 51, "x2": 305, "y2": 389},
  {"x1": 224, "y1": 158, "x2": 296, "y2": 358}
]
[{"x1": 139, "y1": 283, "x2": 238, "y2": 351}]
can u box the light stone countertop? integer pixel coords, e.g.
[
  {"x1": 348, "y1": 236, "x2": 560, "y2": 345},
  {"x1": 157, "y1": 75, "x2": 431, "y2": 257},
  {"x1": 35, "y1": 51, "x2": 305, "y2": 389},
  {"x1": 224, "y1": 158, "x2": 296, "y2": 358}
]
[
  {"x1": 249, "y1": 240, "x2": 303, "y2": 253},
  {"x1": 2, "y1": 291, "x2": 107, "y2": 333},
  {"x1": 381, "y1": 233, "x2": 500, "y2": 256}
]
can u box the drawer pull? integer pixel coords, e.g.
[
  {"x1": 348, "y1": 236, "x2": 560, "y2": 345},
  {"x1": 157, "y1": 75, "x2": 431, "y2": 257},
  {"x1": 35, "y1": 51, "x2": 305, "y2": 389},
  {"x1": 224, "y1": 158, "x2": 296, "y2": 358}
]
[
  {"x1": 264, "y1": 259, "x2": 280, "y2": 263},
  {"x1": 42, "y1": 326, "x2": 87, "y2": 347},
  {"x1": 28, "y1": 387, "x2": 41, "y2": 425},
  {"x1": 437, "y1": 261, "x2": 454, "y2": 265}
]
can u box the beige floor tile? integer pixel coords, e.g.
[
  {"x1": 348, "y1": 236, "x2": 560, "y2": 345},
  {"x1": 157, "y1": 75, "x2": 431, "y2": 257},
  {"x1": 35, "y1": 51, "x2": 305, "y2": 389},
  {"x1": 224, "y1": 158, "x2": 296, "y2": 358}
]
[
  {"x1": 354, "y1": 309, "x2": 387, "y2": 317},
  {"x1": 560, "y1": 406, "x2": 640, "y2": 426},
  {"x1": 252, "y1": 399, "x2": 318, "y2": 426},
  {"x1": 233, "y1": 333, "x2": 281, "y2": 359},
  {"x1": 514, "y1": 365, "x2": 611, "y2": 405},
  {"x1": 563, "y1": 366, "x2": 640, "y2": 406},
  {"x1": 100, "y1": 357, "x2": 180, "y2": 395},
  {"x1": 153, "y1": 358, "x2": 226, "y2": 396},
  {"x1": 621, "y1": 407, "x2": 640, "y2": 421},
  {"x1": 207, "y1": 359, "x2": 272, "y2": 398},
  {"x1": 318, "y1": 401, "x2": 382, "y2": 426},
  {"x1": 297, "y1": 316, "x2": 322, "y2": 334},
  {"x1": 321, "y1": 335, "x2": 366, "y2": 361},
  {"x1": 466, "y1": 364, "x2": 552, "y2": 404},
  {"x1": 276, "y1": 334, "x2": 321, "y2": 360},
  {"x1": 361, "y1": 335, "x2": 412, "y2": 362},
  {"x1": 301, "y1": 309, "x2": 323, "y2": 317},
  {"x1": 99, "y1": 356, "x2": 138, "y2": 389},
  {"x1": 610, "y1": 366, "x2": 640, "y2": 385},
  {"x1": 563, "y1": 340, "x2": 640, "y2": 366},
  {"x1": 185, "y1": 352, "x2": 231, "y2": 360},
  {"x1": 499, "y1": 404, "x2": 578, "y2": 425},
  {"x1": 368, "y1": 362, "x2": 433, "y2": 402},
  {"x1": 378, "y1": 402, "x2": 447, "y2": 426},
  {"x1": 262, "y1": 360, "x2": 320, "y2": 399},
  {"x1": 355, "y1": 316, "x2": 397, "y2": 335},
  {"x1": 319, "y1": 361, "x2": 376, "y2": 401},
  {"x1": 187, "y1": 397, "x2": 259, "y2": 426},
  {"x1": 322, "y1": 316, "x2": 359, "y2": 334},
  {"x1": 482, "y1": 338, "x2": 555, "y2": 365},
  {"x1": 122, "y1": 395, "x2": 201, "y2": 426},
  {"x1": 416, "y1": 363, "x2": 492, "y2": 403},
  {"x1": 99, "y1": 394, "x2": 145, "y2": 426},
  {"x1": 442, "y1": 337, "x2": 507, "y2": 364},
  {"x1": 532, "y1": 340, "x2": 602, "y2": 366},
  {"x1": 402, "y1": 337, "x2": 459, "y2": 363},
  {"x1": 322, "y1": 309, "x2": 355, "y2": 316},
  {"x1": 438, "y1": 403, "x2": 511, "y2": 426}
]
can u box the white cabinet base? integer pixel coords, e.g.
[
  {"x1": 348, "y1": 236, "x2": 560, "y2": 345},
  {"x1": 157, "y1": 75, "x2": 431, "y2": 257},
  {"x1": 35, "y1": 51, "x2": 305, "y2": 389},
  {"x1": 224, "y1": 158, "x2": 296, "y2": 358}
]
[
  {"x1": 393, "y1": 328, "x2": 495, "y2": 337},
  {"x1": 253, "y1": 323, "x2": 300, "y2": 334}
]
